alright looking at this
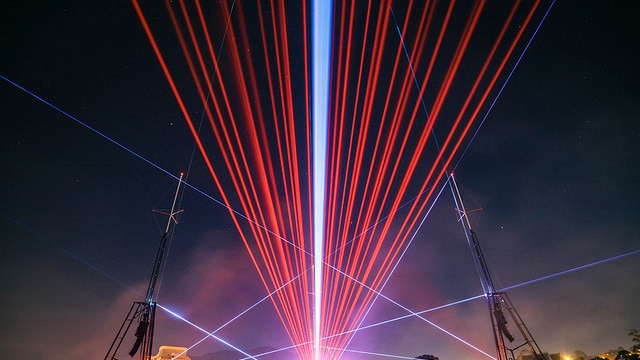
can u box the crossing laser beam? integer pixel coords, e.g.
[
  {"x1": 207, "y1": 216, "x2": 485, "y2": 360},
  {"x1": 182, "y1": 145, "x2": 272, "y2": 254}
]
[
  {"x1": 499, "y1": 249, "x2": 640, "y2": 293},
  {"x1": 157, "y1": 304, "x2": 258, "y2": 359},
  {"x1": 131, "y1": 1, "x2": 556, "y2": 358}
]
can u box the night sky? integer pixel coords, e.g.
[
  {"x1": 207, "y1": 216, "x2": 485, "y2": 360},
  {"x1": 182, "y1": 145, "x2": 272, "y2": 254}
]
[{"x1": 1, "y1": 1, "x2": 639, "y2": 360}]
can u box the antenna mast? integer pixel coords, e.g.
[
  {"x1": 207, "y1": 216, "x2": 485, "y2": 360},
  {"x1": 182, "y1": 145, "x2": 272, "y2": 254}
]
[
  {"x1": 450, "y1": 174, "x2": 546, "y2": 360},
  {"x1": 105, "y1": 173, "x2": 185, "y2": 360}
]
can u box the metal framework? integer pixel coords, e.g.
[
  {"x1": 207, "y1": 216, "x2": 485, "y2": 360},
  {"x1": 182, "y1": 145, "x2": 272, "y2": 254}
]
[
  {"x1": 451, "y1": 175, "x2": 546, "y2": 360},
  {"x1": 105, "y1": 173, "x2": 184, "y2": 360}
]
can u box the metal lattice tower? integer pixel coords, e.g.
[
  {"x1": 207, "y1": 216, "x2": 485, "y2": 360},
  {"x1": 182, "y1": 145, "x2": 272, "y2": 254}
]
[
  {"x1": 451, "y1": 175, "x2": 546, "y2": 360},
  {"x1": 104, "y1": 173, "x2": 184, "y2": 360}
]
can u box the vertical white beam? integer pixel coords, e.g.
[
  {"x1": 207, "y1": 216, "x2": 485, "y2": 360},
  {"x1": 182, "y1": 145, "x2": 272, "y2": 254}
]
[{"x1": 312, "y1": 1, "x2": 333, "y2": 359}]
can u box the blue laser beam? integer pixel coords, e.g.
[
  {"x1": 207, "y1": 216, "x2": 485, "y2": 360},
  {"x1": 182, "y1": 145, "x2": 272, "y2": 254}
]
[
  {"x1": 451, "y1": 0, "x2": 557, "y2": 173},
  {"x1": 238, "y1": 341, "x2": 313, "y2": 360},
  {"x1": 1, "y1": 72, "x2": 315, "y2": 358},
  {"x1": 157, "y1": 304, "x2": 258, "y2": 359},
  {"x1": 4, "y1": 211, "x2": 263, "y2": 357},
  {"x1": 326, "y1": 264, "x2": 494, "y2": 359},
  {"x1": 311, "y1": 1, "x2": 333, "y2": 359},
  {"x1": 338, "y1": 180, "x2": 453, "y2": 353},
  {"x1": 390, "y1": 5, "x2": 431, "y2": 122},
  {"x1": 330, "y1": 347, "x2": 416, "y2": 359},
  {"x1": 1, "y1": 73, "x2": 178, "y2": 180},
  {"x1": 345, "y1": 249, "x2": 640, "y2": 341},
  {"x1": 337, "y1": 294, "x2": 485, "y2": 337},
  {"x1": 181, "y1": 269, "x2": 311, "y2": 354},
  {"x1": 1, "y1": 213, "x2": 131, "y2": 290},
  {"x1": 1, "y1": 213, "x2": 265, "y2": 356},
  {"x1": 446, "y1": 176, "x2": 491, "y2": 295},
  {"x1": 498, "y1": 249, "x2": 640, "y2": 293},
  {"x1": 0, "y1": 73, "x2": 311, "y2": 257},
  {"x1": 210, "y1": 248, "x2": 640, "y2": 359}
]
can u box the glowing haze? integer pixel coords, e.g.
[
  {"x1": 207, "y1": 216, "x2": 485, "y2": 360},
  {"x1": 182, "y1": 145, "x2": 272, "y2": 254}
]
[
  {"x1": 129, "y1": 1, "x2": 555, "y2": 359},
  {"x1": 2, "y1": 1, "x2": 639, "y2": 360}
]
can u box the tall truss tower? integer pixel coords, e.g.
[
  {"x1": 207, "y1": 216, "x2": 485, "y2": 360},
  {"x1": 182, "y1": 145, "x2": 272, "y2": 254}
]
[
  {"x1": 451, "y1": 175, "x2": 546, "y2": 360},
  {"x1": 104, "y1": 173, "x2": 184, "y2": 360}
]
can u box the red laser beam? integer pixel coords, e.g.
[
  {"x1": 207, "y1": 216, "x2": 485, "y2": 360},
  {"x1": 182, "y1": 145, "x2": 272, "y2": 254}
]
[{"x1": 132, "y1": 1, "x2": 549, "y2": 359}]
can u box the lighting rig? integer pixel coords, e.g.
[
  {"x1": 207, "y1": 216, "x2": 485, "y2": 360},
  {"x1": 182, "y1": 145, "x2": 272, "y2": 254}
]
[
  {"x1": 451, "y1": 175, "x2": 546, "y2": 360},
  {"x1": 105, "y1": 173, "x2": 184, "y2": 360}
]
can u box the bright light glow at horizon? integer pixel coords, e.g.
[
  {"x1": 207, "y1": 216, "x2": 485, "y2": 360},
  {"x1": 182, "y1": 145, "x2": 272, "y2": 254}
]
[{"x1": 312, "y1": 1, "x2": 333, "y2": 359}]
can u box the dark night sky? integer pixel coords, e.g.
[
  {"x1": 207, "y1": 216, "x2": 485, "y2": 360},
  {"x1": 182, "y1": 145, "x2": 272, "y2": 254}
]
[{"x1": 1, "y1": 1, "x2": 639, "y2": 360}]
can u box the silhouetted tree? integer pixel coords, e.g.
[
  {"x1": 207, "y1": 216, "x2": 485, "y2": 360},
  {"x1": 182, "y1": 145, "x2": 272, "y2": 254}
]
[
  {"x1": 572, "y1": 350, "x2": 588, "y2": 360},
  {"x1": 629, "y1": 328, "x2": 640, "y2": 353},
  {"x1": 615, "y1": 349, "x2": 640, "y2": 360}
]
